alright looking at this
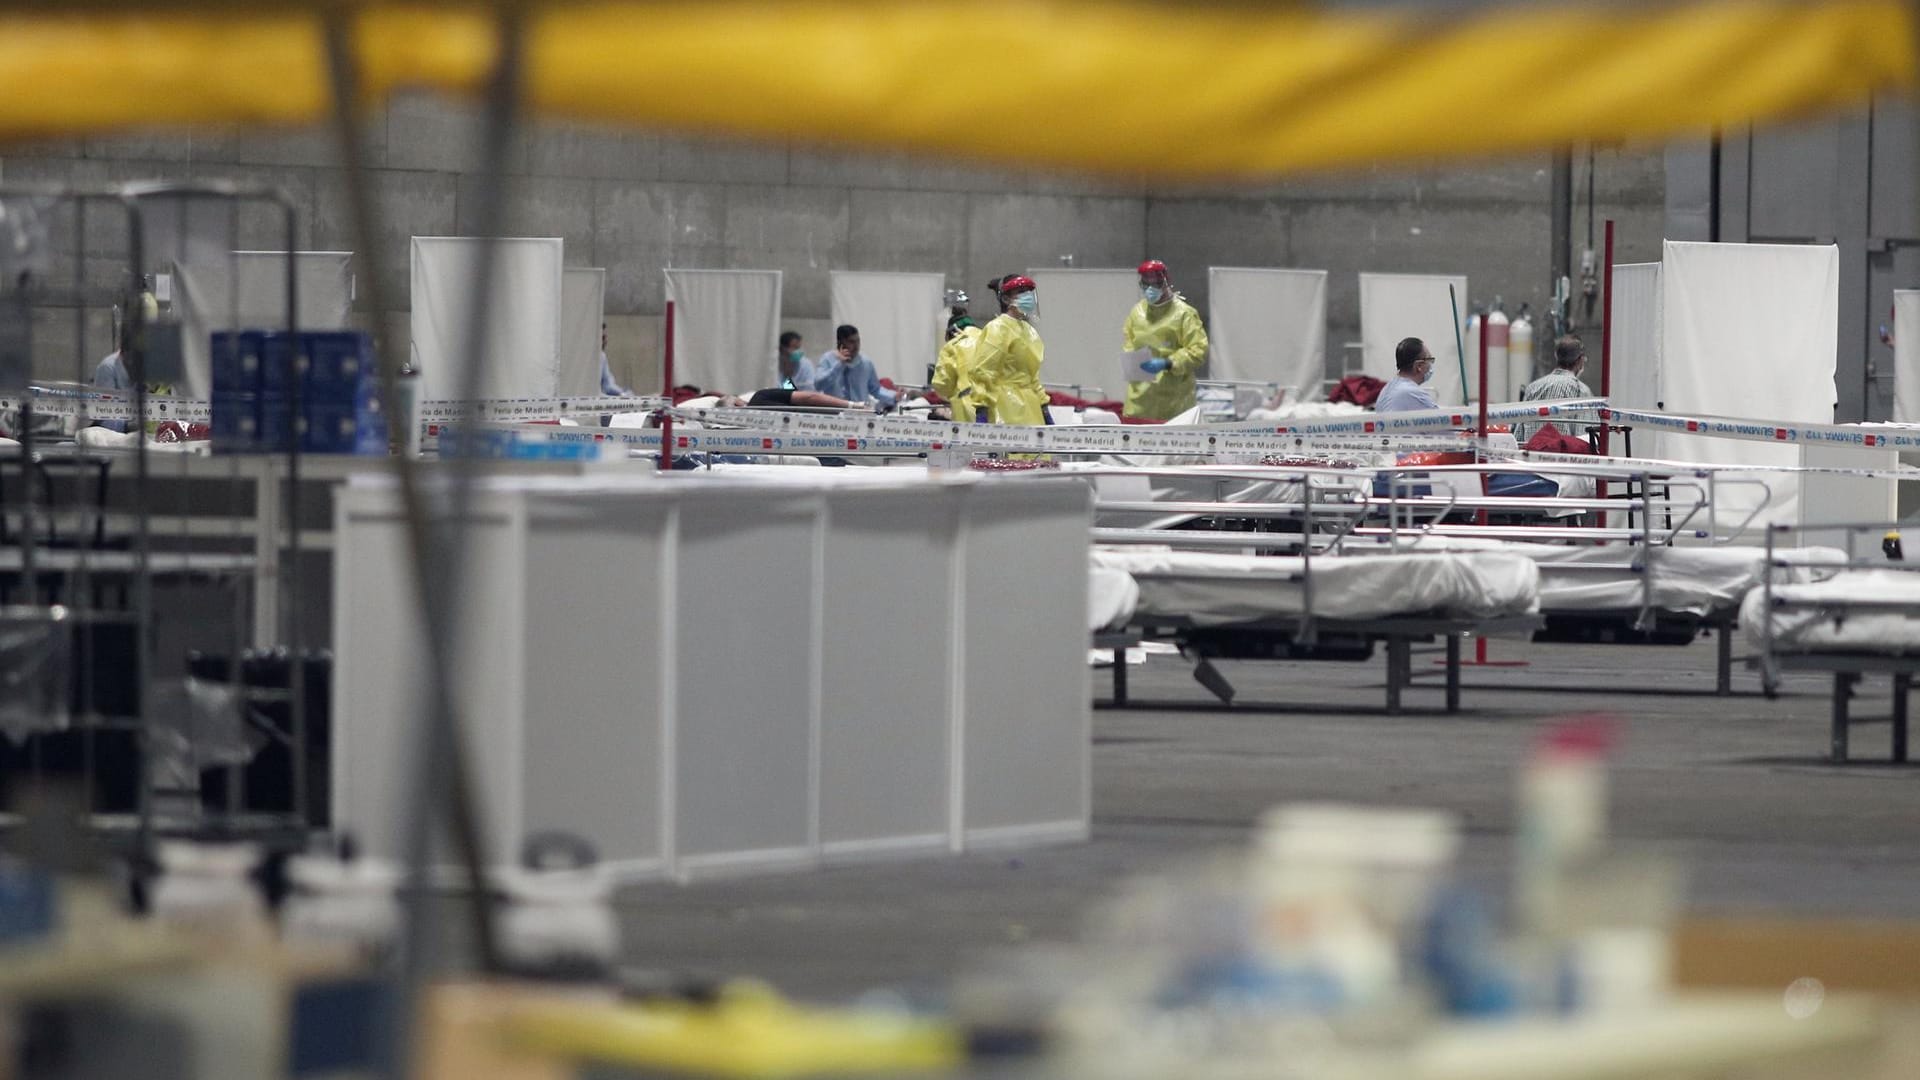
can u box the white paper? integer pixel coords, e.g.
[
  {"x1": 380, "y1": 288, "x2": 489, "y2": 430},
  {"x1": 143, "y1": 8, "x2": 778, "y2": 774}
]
[
  {"x1": 1358, "y1": 272, "x2": 1469, "y2": 406},
  {"x1": 664, "y1": 269, "x2": 783, "y2": 395},
  {"x1": 1121, "y1": 348, "x2": 1155, "y2": 384},
  {"x1": 1208, "y1": 267, "x2": 1328, "y2": 396},
  {"x1": 410, "y1": 237, "x2": 564, "y2": 401},
  {"x1": 1658, "y1": 240, "x2": 1839, "y2": 533},
  {"x1": 830, "y1": 271, "x2": 946, "y2": 386},
  {"x1": 1026, "y1": 269, "x2": 1140, "y2": 397}
]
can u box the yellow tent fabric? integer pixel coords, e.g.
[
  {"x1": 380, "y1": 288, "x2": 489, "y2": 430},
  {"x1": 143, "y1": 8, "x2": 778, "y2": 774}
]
[{"x1": 0, "y1": 1, "x2": 1911, "y2": 178}]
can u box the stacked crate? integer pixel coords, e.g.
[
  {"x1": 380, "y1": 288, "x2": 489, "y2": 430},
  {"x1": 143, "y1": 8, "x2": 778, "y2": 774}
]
[{"x1": 212, "y1": 331, "x2": 386, "y2": 454}]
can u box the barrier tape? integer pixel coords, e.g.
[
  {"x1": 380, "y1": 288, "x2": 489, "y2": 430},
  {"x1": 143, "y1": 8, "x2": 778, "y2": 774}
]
[
  {"x1": 0, "y1": 386, "x2": 663, "y2": 424},
  {"x1": 1526, "y1": 400, "x2": 1920, "y2": 452}
]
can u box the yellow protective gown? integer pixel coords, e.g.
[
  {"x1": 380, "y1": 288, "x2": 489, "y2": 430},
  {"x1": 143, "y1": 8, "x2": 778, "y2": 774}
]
[
  {"x1": 931, "y1": 326, "x2": 987, "y2": 421},
  {"x1": 973, "y1": 314, "x2": 1047, "y2": 426},
  {"x1": 1122, "y1": 294, "x2": 1209, "y2": 421}
]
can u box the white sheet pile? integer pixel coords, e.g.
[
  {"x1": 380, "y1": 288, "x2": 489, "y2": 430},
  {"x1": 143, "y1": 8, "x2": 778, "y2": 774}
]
[
  {"x1": 1352, "y1": 537, "x2": 1847, "y2": 616},
  {"x1": 1090, "y1": 548, "x2": 1538, "y2": 628},
  {"x1": 1741, "y1": 569, "x2": 1920, "y2": 655}
]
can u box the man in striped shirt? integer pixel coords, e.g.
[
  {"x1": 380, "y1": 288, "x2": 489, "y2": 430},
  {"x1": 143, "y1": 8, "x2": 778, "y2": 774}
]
[{"x1": 1514, "y1": 335, "x2": 1592, "y2": 445}]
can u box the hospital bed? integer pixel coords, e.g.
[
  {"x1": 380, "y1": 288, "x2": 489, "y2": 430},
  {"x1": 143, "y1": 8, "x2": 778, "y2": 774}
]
[
  {"x1": 1746, "y1": 522, "x2": 1920, "y2": 763},
  {"x1": 1089, "y1": 545, "x2": 1542, "y2": 714}
]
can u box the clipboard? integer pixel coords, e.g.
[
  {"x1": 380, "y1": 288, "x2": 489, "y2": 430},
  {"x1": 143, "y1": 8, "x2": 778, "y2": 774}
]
[{"x1": 1121, "y1": 348, "x2": 1157, "y2": 383}]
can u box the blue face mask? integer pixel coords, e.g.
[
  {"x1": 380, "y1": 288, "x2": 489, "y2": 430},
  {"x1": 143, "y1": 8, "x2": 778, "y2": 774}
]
[
  {"x1": 1014, "y1": 292, "x2": 1037, "y2": 315},
  {"x1": 1143, "y1": 285, "x2": 1164, "y2": 304}
]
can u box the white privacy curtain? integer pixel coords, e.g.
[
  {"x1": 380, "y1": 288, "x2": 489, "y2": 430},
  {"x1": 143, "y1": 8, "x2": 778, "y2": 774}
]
[
  {"x1": 1608, "y1": 262, "x2": 1663, "y2": 411},
  {"x1": 829, "y1": 271, "x2": 945, "y2": 386},
  {"x1": 1025, "y1": 269, "x2": 1140, "y2": 398},
  {"x1": 1659, "y1": 240, "x2": 1839, "y2": 532},
  {"x1": 1358, "y1": 272, "x2": 1469, "y2": 405},
  {"x1": 170, "y1": 251, "x2": 355, "y2": 396},
  {"x1": 665, "y1": 269, "x2": 782, "y2": 395},
  {"x1": 1895, "y1": 290, "x2": 1920, "y2": 423},
  {"x1": 1207, "y1": 267, "x2": 1327, "y2": 396},
  {"x1": 410, "y1": 237, "x2": 564, "y2": 400},
  {"x1": 560, "y1": 267, "x2": 606, "y2": 397}
]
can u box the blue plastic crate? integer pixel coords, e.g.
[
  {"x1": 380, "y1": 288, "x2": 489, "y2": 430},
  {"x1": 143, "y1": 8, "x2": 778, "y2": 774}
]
[{"x1": 211, "y1": 330, "x2": 267, "y2": 396}]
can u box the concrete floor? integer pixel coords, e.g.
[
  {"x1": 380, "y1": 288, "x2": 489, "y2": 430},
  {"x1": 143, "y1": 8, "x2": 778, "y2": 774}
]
[{"x1": 613, "y1": 637, "x2": 1920, "y2": 1004}]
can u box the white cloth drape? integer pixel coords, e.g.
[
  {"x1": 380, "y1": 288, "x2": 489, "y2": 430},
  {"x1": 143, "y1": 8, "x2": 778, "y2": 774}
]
[
  {"x1": 1358, "y1": 272, "x2": 1469, "y2": 405},
  {"x1": 560, "y1": 267, "x2": 606, "y2": 397},
  {"x1": 665, "y1": 269, "x2": 782, "y2": 395},
  {"x1": 170, "y1": 251, "x2": 354, "y2": 396},
  {"x1": 1659, "y1": 240, "x2": 1839, "y2": 532},
  {"x1": 1025, "y1": 268, "x2": 1141, "y2": 398},
  {"x1": 410, "y1": 237, "x2": 564, "y2": 400},
  {"x1": 1608, "y1": 262, "x2": 1663, "y2": 411},
  {"x1": 1894, "y1": 289, "x2": 1920, "y2": 423},
  {"x1": 1207, "y1": 267, "x2": 1327, "y2": 396},
  {"x1": 829, "y1": 271, "x2": 945, "y2": 386}
]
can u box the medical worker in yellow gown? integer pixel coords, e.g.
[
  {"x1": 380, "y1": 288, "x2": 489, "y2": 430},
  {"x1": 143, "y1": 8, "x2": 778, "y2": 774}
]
[
  {"x1": 972, "y1": 275, "x2": 1048, "y2": 426},
  {"x1": 1122, "y1": 259, "x2": 1209, "y2": 421}
]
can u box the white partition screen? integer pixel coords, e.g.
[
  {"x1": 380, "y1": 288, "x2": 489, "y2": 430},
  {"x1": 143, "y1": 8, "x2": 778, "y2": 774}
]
[
  {"x1": 1359, "y1": 272, "x2": 1469, "y2": 405},
  {"x1": 410, "y1": 237, "x2": 564, "y2": 400},
  {"x1": 1660, "y1": 240, "x2": 1839, "y2": 531},
  {"x1": 1608, "y1": 262, "x2": 1663, "y2": 411},
  {"x1": 170, "y1": 251, "x2": 355, "y2": 397},
  {"x1": 829, "y1": 271, "x2": 945, "y2": 386},
  {"x1": 1025, "y1": 269, "x2": 1140, "y2": 399},
  {"x1": 665, "y1": 269, "x2": 782, "y2": 395},
  {"x1": 1208, "y1": 267, "x2": 1327, "y2": 395},
  {"x1": 560, "y1": 267, "x2": 606, "y2": 397},
  {"x1": 1896, "y1": 290, "x2": 1920, "y2": 423}
]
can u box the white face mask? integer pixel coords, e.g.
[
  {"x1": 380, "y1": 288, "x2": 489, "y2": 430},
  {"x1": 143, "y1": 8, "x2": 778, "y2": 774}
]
[{"x1": 1143, "y1": 285, "x2": 1164, "y2": 304}]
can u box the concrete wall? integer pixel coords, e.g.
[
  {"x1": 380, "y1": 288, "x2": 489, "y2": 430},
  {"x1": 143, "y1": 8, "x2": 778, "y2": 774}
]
[{"x1": 2, "y1": 94, "x2": 1664, "y2": 394}]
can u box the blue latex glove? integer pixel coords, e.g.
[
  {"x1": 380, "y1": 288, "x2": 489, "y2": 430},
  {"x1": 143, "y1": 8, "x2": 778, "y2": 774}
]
[{"x1": 1142, "y1": 357, "x2": 1172, "y2": 374}]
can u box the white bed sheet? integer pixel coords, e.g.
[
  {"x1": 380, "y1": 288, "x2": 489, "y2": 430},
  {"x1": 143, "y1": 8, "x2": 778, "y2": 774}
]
[
  {"x1": 1741, "y1": 570, "x2": 1920, "y2": 655},
  {"x1": 1092, "y1": 548, "x2": 1538, "y2": 626},
  {"x1": 1351, "y1": 536, "x2": 1845, "y2": 616},
  {"x1": 1089, "y1": 565, "x2": 1140, "y2": 632}
]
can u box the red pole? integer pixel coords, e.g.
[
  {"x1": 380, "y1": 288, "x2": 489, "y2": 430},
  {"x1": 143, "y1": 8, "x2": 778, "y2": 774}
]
[
  {"x1": 1598, "y1": 219, "x2": 1615, "y2": 526},
  {"x1": 659, "y1": 299, "x2": 676, "y2": 471},
  {"x1": 1476, "y1": 317, "x2": 1490, "y2": 664}
]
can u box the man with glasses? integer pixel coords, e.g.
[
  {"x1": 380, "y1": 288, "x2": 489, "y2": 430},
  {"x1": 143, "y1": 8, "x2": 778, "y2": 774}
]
[{"x1": 1375, "y1": 336, "x2": 1440, "y2": 413}]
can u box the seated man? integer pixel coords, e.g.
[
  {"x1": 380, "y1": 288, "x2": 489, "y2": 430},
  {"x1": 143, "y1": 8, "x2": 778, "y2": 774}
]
[
  {"x1": 1513, "y1": 334, "x2": 1593, "y2": 445},
  {"x1": 813, "y1": 324, "x2": 897, "y2": 410},
  {"x1": 1373, "y1": 337, "x2": 1439, "y2": 413},
  {"x1": 776, "y1": 330, "x2": 816, "y2": 390}
]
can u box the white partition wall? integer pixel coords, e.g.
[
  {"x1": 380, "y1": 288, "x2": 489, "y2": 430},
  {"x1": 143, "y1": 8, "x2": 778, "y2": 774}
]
[
  {"x1": 170, "y1": 251, "x2": 355, "y2": 397},
  {"x1": 1207, "y1": 267, "x2": 1328, "y2": 395},
  {"x1": 665, "y1": 269, "x2": 782, "y2": 395},
  {"x1": 1026, "y1": 269, "x2": 1140, "y2": 397},
  {"x1": 333, "y1": 472, "x2": 1091, "y2": 881},
  {"x1": 1609, "y1": 262, "x2": 1663, "y2": 411},
  {"x1": 830, "y1": 271, "x2": 945, "y2": 387},
  {"x1": 410, "y1": 237, "x2": 564, "y2": 400},
  {"x1": 1895, "y1": 289, "x2": 1920, "y2": 423},
  {"x1": 1660, "y1": 241, "x2": 1839, "y2": 531},
  {"x1": 1359, "y1": 272, "x2": 1469, "y2": 405},
  {"x1": 559, "y1": 267, "x2": 606, "y2": 397}
]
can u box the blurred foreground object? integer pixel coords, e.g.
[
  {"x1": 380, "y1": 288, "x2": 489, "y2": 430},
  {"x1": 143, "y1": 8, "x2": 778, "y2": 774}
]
[{"x1": 0, "y1": 1, "x2": 1909, "y2": 177}]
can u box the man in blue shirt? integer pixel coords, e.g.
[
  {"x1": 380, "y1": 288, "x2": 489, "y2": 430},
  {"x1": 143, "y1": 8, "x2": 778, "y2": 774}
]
[
  {"x1": 813, "y1": 324, "x2": 896, "y2": 410},
  {"x1": 598, "y1": 323, "x2": 632, "y2": 397},
  {"x1": 92, "y1": 338, "x2": 133, "y2": 433},
  {"x1": 1374, "y1": 336, "x2": 1440, "y2": 413}
]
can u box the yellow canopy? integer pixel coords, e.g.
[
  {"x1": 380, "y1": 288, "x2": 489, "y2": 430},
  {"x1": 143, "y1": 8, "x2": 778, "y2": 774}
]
[{"x1": 0, "y1": 1, "x2": 1911, "y2": 178}]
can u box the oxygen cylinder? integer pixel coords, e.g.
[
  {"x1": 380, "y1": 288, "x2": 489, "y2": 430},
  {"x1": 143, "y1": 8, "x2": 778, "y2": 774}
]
[
  {"x1": 1509, "y1": 303, "x2": 1535, "y2": 395},
  {"x1": 1486, "y1": 299, "x2": 1511, "y2": 401}
]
